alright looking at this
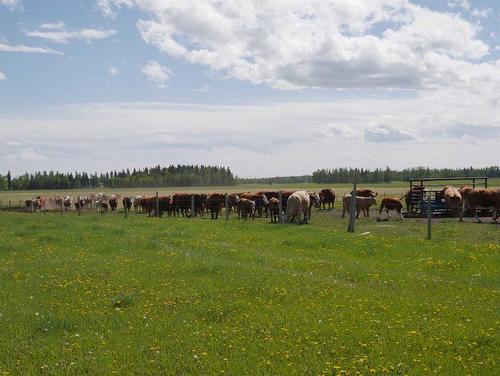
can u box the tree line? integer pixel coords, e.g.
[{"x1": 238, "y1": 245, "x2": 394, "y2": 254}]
[
  {"x1": 311, "y1": 166, "x2": 500, "y2": 184},
  {"x1": 0, "y1": 165, "x2": 236, "y2": 190}
]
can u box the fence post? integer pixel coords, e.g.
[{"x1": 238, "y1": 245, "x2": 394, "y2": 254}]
[
  {"x1": 77, "y1": 196, "x2": 81, "y2": 216},
  {"x1": 278, "y1": 191, "x2": 283, "y2": 224},
  {"x1": 348, "y1": 182, "x2": 357, "y2": 233},
  {"x1": 0, "y1": 200, "x2": 2, "y2": 209},
  {"x1": 60, "y1": 198, "x2": 63, "y2": 216},
  {"x1": 43, "y1": 199, "x2": 46, "y2": 214},
  {"x1": 155, "y1": 191, "x2": 159, "y2": 218},
  {"x1": 225, "y1": 193, "x2": 229, "y2": 220},
  {"x1": 124, "y1": 199, "x2": 128, "y2": 218},
  {"x1": 427, "y1": 196, "x2": 432, "y2": 240},
  {"x1": 9, "y1": 200, "x2": 11, "y2": 208},
  {"x1": 191, "y1": 194, "x2": 195, "y2": 218}
]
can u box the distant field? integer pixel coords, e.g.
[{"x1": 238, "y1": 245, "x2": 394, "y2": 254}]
[
  {"x1": 1, "y1": 179, "x2": 498, "y2": 206},
  {"x1": 0, "y1": 209, "x2": 498, "y2": 375}
]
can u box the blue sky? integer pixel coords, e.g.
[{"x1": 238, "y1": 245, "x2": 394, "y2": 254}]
[{"x1": 1, "y1": 0, "x2": 499, "y2": 177}]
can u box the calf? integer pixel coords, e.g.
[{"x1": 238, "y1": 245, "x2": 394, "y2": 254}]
[
  {"x1": 378, "y1": 197, "x2": 404, "y2": 220},
  {"x1": 342, "y1": 195, "x2": 377, "y2": 218},
  {"x1": 268, "y1": 197, "x2": 280, "y2": 223},
  {"x1": 240, "y1": 192, "x2": 269, "y2": 217}
]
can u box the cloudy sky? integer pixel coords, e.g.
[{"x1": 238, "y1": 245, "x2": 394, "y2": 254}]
[{"x1": 0, "y1": 0, "x2": 499, "y2": 177}]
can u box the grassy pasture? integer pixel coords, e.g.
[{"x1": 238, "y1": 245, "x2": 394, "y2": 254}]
[{"x1": 0, "y1": 207, "x2": 498, "y2": 375}]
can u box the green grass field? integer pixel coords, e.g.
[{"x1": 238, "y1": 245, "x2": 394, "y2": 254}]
[{"x1": 0, "y1": 208, "x2": 498, "y2": 375}]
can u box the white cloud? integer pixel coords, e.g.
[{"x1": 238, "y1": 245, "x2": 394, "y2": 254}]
[
  {"x1": 97, "y1": 0, "x2": 497, "y2": 95},
  {"x1": 25, "y1": 26, "x2": 116, "y2": 44},
  {"x1": 194, "y1": 85, "x2": 210, "y2": 93},
  {"x1": 5, "y1": 148, "x2": 46, "y2": 161},
  {"x1": 141, "y1": 61, "x2": 172, "y2": 88},
  {"x1": 0, "y1": 42, "x2": 64, "y2": 55},
  {"x1": 39, "y1": 21, "x2": 66, "y2": 30},
  {"x1": 364, "y1": 124, "x2": 420, "y2": 143},
  {"x1": 109, "y1": 65, "x2": 119, "y2": 75},
  {"x1": 0, "y1": 0, "x2": 20, "y2": 9},
  {"x1": 0, "y1": 71, "x2": 5, "y2": 80},
  {"x1": 447, "y1": 0, "x2": 491, "y2": 18}
]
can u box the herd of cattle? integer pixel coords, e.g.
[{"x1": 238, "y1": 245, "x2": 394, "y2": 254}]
[{"x1": 23, "y1": 185, "x2": 500, "y2": 223}]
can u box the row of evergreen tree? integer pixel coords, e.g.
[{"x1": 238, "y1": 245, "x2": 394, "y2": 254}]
[
  {"x1": 0, "y1": 165, "x2": 236, "y2": 190},
  {"x1": 311, "y1": 166, "x2": 500, "y2": 184},
  {"x1": 1, "y1": 165, "x2": 498, "y2": 190}
]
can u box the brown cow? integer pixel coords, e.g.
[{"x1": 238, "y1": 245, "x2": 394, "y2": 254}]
[
  {"x1": 356, "y1": 189, "x2": 377, "y2": 198},
  {"x1": 237, "y1": 198, "x2": 256, "y2": 219},
  {"x1": 109, "y1": 197, "x2": 118, "y2": 212},
  {"x1": 441, "y1": 186, "x2": 462, "y2": 218},
  {"x1": 459, "y1": 187, "x2": 500, "y2": 223},
  {"x1": 240, "y1": 192, "x2": 269, "y2": 217},
  {"x1": 206, "y1": 193, "x2": 225, "y2": 219},
  {"x1": 378, "y1": 197, "x2": 404, "y2": 220},
  {"x1": 319, "y1": 188, "x2": 336, "y2": 210},
  {"x1": 268, "y1": 197, "x2": 280, "y2": 223},
  {"x1": 342, "y1": 195, "x2": 377, "y2": 218},
  {"x1": 171, "y1": 193, "x2": 204, "y2": 217}
]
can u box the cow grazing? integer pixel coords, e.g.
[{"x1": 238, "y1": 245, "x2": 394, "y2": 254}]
[
  {"x1": 319, "y1": 189, "x2": 336, "y2": 210},
  {"x1": 122, "y1": 197, "x2": 132, "y2": 212},
  {"x1": 25, "y1": 197, "x2": 41, "y2": 212},
  {"x1": 441, "y1": 186, "x2": 462, "y2": 218},
  {"x1": 342, "y1": 195, "x2": 377, "y2": 218},
  {"x1": 268, "y1": 197, "x2": 280, "y2": 223},
  {"x1": 459, "y1": 187, "x2": 500, "y2": 223},
  {"x1": 308, "y1": 192, "x2": 321, "y2": 219},
  {"x1": 237, "y1": 198, "x2": 256, "y2": 219},
  {"x1": 378, "y1": 197, "x2": 404, "y2": 220},
  {"x1": 286, "y1": 191, "x2": 312, "y2": 224}
]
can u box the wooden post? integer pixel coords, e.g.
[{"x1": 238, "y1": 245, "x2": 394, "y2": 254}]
[
  {"x1": 77, "y1": 196, "x2": 81, "y2": 216},
  {"x1": 124, "y1": 199, "x2": 128, "y2": 218},
  {"x1": 155, "y1": 191, "x2": 159, "y2": 218},
  {"x1": 278, "y1": 191, "x2": 283, "y2": 224},
  {"x1": 60, "y1": 198, "x2": 63, "y2": 216},
  {"x1": 472, "y1": 178, "x2": 476, "y2": 189},
  {"x1": 427, "y1": 195, "x2": 432, "y2": 240},
  {"x1": 191, "y1": 194, "x2": 195, "y2": 218},
  {"x1": 43, "y1": 199, "x2": 46, "y2": 214},
  {"x1": 225, "y1": 193, "x2": 229, "y2": 220},
  {"x1": 9, "y1": 200, "x2": 11, "y2": 208},
  {"x1": 348, "y1": 182, "x2": 357, "y2": 233},
  {"x1": 0, "y1": 200, "x2": 2, "y2": 209}
]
